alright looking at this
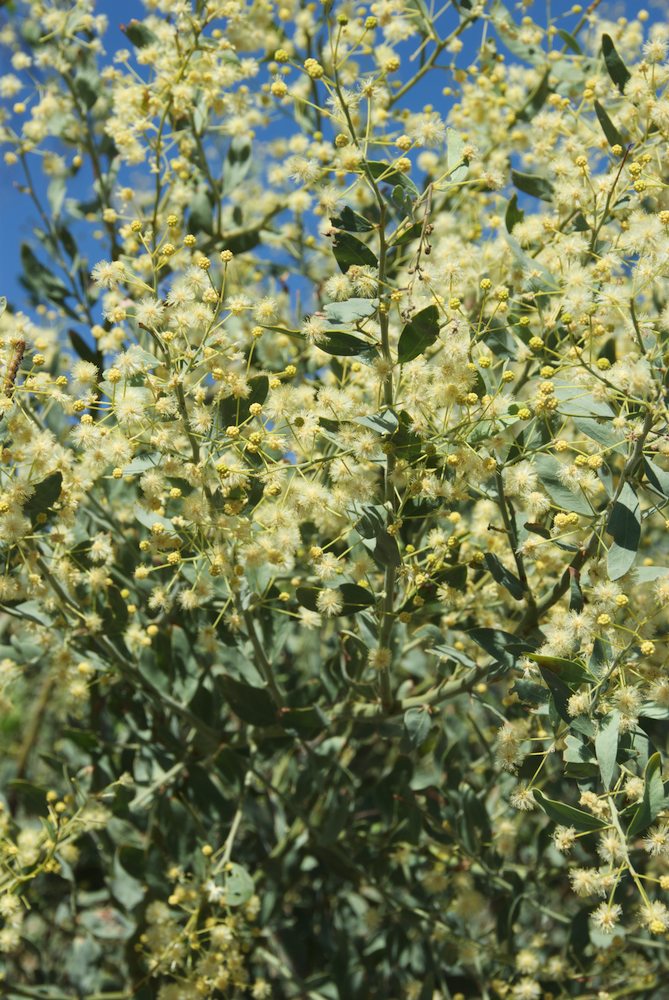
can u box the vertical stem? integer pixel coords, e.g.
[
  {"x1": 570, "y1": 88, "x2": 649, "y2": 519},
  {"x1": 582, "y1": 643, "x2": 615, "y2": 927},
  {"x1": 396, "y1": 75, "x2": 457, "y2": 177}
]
[{"x1": 377, "y1": 201, "x2": 397, "y2": 711}]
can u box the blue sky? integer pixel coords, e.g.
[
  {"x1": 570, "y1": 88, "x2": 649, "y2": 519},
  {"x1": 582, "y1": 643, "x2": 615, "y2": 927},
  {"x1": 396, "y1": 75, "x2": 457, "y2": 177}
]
[{"x1": 0, "y1": 0, "x2": 650, "y2": 317}]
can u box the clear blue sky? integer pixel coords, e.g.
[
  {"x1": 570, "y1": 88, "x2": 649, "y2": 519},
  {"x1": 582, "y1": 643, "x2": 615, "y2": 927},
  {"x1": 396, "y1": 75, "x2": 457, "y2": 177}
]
[{"x1": 0, "y1": 0, "x2": 649, "y2": 316}]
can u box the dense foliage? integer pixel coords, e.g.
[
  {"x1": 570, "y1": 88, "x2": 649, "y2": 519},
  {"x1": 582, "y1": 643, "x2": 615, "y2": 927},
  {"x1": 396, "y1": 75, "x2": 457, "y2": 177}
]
[{"x1": 1, "y1": 0, "x2": 669, "y2": 997}]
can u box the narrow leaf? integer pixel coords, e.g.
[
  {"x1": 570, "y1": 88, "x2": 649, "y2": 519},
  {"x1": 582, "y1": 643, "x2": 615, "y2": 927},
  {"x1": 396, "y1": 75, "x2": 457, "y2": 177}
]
[
  {"x1": 602, "y1": 34, "x2": 630, "y2": 94},
  {"x1": 595, "y1": 711, "x2": 620, "y2": 790},
  {"x1": 627, "y1": 753, "x2": 666, "y2": 837},
  {"x1": 534, "y1": 790, "x2": 606, "y2": 831},
  {"x1": 644, "y1": 457, "x2": 669, "y2": 499},
  {"x1": 484, "y1": 552, "x2": 524, "y2": 600},
  {"x1": 606, "y1": 482, "x2": 640, "y2": 580},
  {"x1": 505, "y1": 193, "x2": 525, "y2": 233},
  {"x1": 468, "y1": 627, "x2": 534, "y2": 670},
  {"x1": 594, "y1": 100, "x2": 624, "y2": 149}
]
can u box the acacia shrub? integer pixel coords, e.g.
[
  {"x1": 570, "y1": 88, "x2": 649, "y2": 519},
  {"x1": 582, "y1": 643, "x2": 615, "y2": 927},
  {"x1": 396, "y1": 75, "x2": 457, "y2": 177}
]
[{"x1": 0, "y1": 1, "x2": 668, "y2": 998}]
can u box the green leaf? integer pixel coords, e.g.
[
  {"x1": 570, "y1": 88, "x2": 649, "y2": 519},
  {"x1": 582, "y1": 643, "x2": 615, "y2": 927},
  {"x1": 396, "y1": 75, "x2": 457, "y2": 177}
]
[
  {"x1": 468, "y1": 627, "x2": 534, "y2": 671},
  {"x1": 350, "y1": 503, "x2": 401, "y2": 568},
  {"x1": 644, "y1": 457, "x2": 669, "y2": 499},
  {"x1": 634, "y1": 565, "x2": 669, "y2": 584},
  {"x1": 222, "y1": 136, "x2": 252, "y2": 195},
  {"x1": 280, "y1": 705, "x2": 329, "y2": 735},
  {"x1": 366, "y1": 160, "x2": 420, "y2": 199},
  {"x1": 74, "y1": 69, "x2": 99, "y2": 109},
  {"x1": 606, "y1": 482, "x2": 640, "y2": 580},
  {"x1": 484, "y1": 552, "x2": 524, "y2": 600},
  {"x1": 535, "y1": 455, "x2": 594, "y2": 515},
  {"x1": 6, "y1": 779, "x2": 49, "y2": 816},
  {"x1": 511, "y1": 169, "x2": 554, "y2": 202},
  {"x1": 404, "y1": 707, "x2": 432, "y2": 748},
  {"x1": 332, "y1": 232, "x2": 378, "y2": 273},
  {"x1": 389, "y1": 222, "x2": 423, "y2": 247},
  {"x1": 317, "y1": 331, "x2": 375, "y2": 356},
  {"x1": 354, "y1": 410, "x2": 398, "y2": 435},
  {"x1": 533, "y1": 790, "x2": 606, "y2": 832},
  {"x1": 557, "y1": 28, "x2": 582, "y2": 54},
  {"x1": 323, "y1": 298, "x2": 378, "y2": 323},
  {"x1": 110, "y1": 853, "x2": 145, "y2": 910},
  {"x1": 529, "y1": 654, "x2": 591, "y2": 686},
  {"x1": 24, "y1": 472, "x2": 63, "y2": 526},
  {"x1": 224, "y1": 862, "x2": 254, "y2": 906},
  {"x1": 330, "y1": 206, "x2": 374, "y2": 232},
  {"x1": 602, "y1": 34, "x2": 630, "y2": 94},
  {"x1": 21, "y1": 244, "x2": 69, "y2": 305},
  {"x1": 121, "y1": 18, "x2": 157, "y2": 47},
  {"x1": 397, "y1": 304, "x2": 440, "y2": 363},
  {"x1": 594, "y1": 100, "x2": 624, "y2": 149},
  {"x1": 627, "y1": 753, "x2": 666, "y2": 837},
  {"x1": 188, "y1": 188, "x2": 214, "y2": 235},
  {"x1": 595, "y1": 711, "x2": 620, "y2": 790},
  {"x1": 505, "y1": 193, "x2": 525, "y2": 233},
  {"x1": 219, "y1": 676, "x2": 277, "y2": 726}
]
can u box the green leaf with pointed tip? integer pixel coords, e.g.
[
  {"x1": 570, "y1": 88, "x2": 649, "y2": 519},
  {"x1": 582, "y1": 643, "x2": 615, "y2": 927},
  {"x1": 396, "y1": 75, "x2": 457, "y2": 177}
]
[
  {"x1": 529, "y1": 654, "x2": 591, "y2": 686},
  {"x1": 484, "y1": 552, "x2": 524, "y2": 600},
  {"x1": 606, "y1": 482, "x2": 640, "y2": 580},
  {"x1": 468, "y1": 627, "x2": 534, "y2": 671},
  {"x1": 594, "y1": 100, "x2": 624, "y2": 149},
  {"x1": 627, "y1": 753, "x2": 666, "y2": 837},
  {"x1": 404, "y1": 707, "x2": 432, "y2": 748},
  {"x1": 505, "y1": 193, "x2": 525, "y2": 233},
  {"x1": 557, "y1": 28, "x2": 581, "y2": 54},
  {"x1": 317, "y1": 331, "x2": 375, "y2": 356},
  {"x1": 397, "y1": 305, "x2": 440, "y2": 363},
  {"x1": 330, "y1": 206, "x2": 374, "y2": 232},
  {"x1": 534, "y1": 790, "x2": 606, "y2": 831},
  {"x1": 332, "y1": 232, "x2": 378, "y2": 273},
  {"x1": 511, "y1": 170, "x2": 554, "y2": 202},
  {"x1": 602, "y1": 34, "x2": 630, "y2": 94},
  {"x1": 644, "y1": 457, "x2": 669, "y2": 499}
]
